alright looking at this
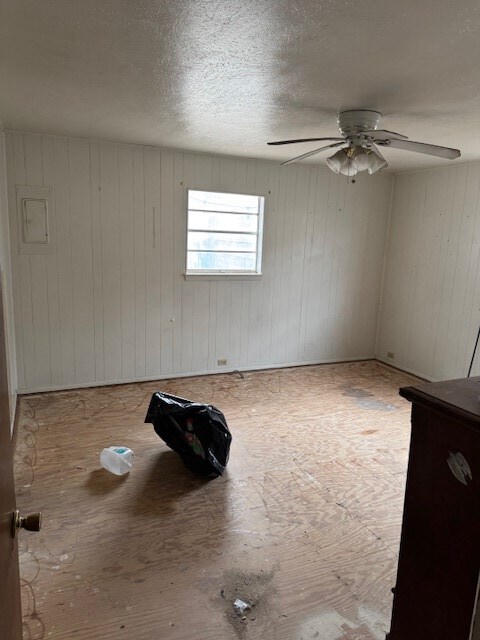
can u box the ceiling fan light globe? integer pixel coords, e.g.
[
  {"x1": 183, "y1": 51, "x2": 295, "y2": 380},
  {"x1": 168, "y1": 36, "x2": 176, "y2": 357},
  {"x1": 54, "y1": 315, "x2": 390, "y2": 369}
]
[
  {"x1": 339, "y1": 164, "x2": 358, "y2": 177},
  {"x1": 351, "y1": 147, "x2": 388, "y2": 174},
  {"x1": 366, "y1": 149, "x2": 388, "y2": 174},
  {"x1": 325, "y1": 149, "x2": 345, "y2": 173},
  {"x1": 326, "y1": 149, "x2": 357, "y2": 175},
  {"x1": 351, "y1": 149, "x2": 371, "y2": 173}
]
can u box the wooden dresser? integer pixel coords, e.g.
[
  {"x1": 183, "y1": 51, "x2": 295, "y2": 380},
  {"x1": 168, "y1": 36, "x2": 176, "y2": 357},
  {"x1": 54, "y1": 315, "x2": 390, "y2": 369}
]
[{"x1": 387, "y1": 377, "x2": 480, "y2": 640}]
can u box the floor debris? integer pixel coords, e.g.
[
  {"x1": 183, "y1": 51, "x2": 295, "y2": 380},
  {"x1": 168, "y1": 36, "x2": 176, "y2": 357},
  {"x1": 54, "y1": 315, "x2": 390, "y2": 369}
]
[
  {"x1": 221, "y1": 569, "x2": 276, "y2": 638},
  {"x1": 234, "y1": 598, "x2": 252, "y2": 615}
]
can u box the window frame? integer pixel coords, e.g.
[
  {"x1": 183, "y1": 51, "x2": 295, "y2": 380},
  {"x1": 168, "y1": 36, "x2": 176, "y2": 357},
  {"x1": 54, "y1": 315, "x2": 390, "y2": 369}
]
[{"x1": 184, "y1": 188, "x2": 265, "y2": 280}]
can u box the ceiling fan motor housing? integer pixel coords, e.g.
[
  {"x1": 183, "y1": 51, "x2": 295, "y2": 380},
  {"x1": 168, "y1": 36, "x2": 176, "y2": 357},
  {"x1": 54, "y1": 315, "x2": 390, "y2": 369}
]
[{"x1": 338, "y1": 110, "x2": 382, "y2": 137}]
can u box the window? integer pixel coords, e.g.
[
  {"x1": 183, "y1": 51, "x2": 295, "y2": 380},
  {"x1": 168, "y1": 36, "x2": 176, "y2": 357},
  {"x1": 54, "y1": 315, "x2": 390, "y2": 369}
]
[{"x1": 186, "y1": 189, "x2": 264, "y2": 276}]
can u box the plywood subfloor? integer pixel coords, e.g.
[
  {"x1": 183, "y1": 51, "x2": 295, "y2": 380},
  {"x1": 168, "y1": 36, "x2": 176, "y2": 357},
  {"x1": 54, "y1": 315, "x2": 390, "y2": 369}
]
[{"x1": 14, "y1": 361, "x2": 419, "y2": 640}]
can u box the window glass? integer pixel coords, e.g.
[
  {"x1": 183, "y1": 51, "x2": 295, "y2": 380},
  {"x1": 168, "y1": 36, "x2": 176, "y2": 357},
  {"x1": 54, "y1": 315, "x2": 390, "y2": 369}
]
[{"x1": 186, "y1": 190, "x2": 264, "y2": 275}]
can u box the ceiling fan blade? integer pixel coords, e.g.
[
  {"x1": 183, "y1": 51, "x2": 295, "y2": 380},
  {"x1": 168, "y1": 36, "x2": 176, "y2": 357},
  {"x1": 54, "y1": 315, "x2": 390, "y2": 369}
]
[
  {"x1": 282, "y1": 142, "x2": 346, "y2": 165},
  {"x1": 379, "y1": 138, "x2": 461, "y2": 159},
  {"x1": 268, "y1": 137, "x2": 343, "y2": 146},
  {"x1": 363, "y1": 129, "x2": 408, "y2": 141}
]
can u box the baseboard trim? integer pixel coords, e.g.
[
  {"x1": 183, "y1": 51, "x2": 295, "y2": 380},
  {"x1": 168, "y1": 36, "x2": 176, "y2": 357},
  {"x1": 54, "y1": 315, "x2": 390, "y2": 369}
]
[
  {"x1": 17, "y1": 356, "x2": 375, "y2": 395},
  {"x1": 375, "y1": 358, "x2": 433, "y2": 382}
]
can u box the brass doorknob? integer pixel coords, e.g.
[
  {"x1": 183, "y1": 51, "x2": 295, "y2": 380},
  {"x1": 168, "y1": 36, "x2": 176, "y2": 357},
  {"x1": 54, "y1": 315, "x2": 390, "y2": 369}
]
[{"x1": 12, "y1": 510, "x2": 42, "y2": 535}]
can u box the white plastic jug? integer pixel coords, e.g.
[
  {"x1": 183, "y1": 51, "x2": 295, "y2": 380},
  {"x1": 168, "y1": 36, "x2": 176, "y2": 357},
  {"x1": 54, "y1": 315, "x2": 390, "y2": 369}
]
[{"x1": 100, "y1": 446, "x2": 134, "y2": 475}]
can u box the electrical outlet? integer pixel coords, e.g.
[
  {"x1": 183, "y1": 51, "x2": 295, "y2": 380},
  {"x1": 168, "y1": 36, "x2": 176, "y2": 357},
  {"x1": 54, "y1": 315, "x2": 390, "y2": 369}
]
[
  {"x1": 217, "y1": 358, "x2": 227, "y2": 366},
  {"x1": 387, "y1": 351, "x2": 395, "y2": 360}
]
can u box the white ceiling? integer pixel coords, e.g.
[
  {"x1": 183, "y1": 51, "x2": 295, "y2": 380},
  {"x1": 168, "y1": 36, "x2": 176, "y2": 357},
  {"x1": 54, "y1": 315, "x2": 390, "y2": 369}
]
[{"x1": 1, "y1": 0, "x2": 480, "y2": 172}]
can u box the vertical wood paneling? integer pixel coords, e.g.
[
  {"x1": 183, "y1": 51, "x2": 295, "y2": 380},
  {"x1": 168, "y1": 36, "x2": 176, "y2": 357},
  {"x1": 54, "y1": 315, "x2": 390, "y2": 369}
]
[
  {"x1": 144, "y1": 147, "x2": 161, "y2": 376},
  {"x1": 69, "y1": 139, "x2": 95, "y2": 383},
  {"x1": 354, "y1": 177, "x2": 391, "y2": 356},
  {"x1": 0, "y1": 132, "x2": 17, "y2": 423},
  {"x1": 214, "y1": 282, "x2": 232, "y2": 368},
  {"x1": 259, "y1": 163, "x2": 279, "y2": 365},
  {"x1": 456, "y1": 164, "x2": 480, "y2": 374},
  {"x1": 278, "y1": 166, "x2": 298, "y2": 363},
  {"x1": 90, "y1": 142, "x2": 105, "y2": 382},
  {"x1": 180, "y1": 154, "x2": 195, "y2": 373},
  {"x1": 287, "y1": 166, "x2": 309, "y2": 362},
  {"x1": 99, "y1": 143, "x2": 122, "y2": 381},
  {"x1": 53, "y1": 137, "x2": 75, "y2": 386},
  {"x1": 132, "y1": 146, "x2": 146, "y2": 378},
  {"x1": 118, "y1": 145, "x2": 135, "y2": 380},
  {"x1": 432, "y1": 167, "x2": 468, "y2": 376},
  {"x1": 270, "y1": 165, "x2": 288, "y2": 364},
  {"x1": 25, "y1": 134, "x2": 51, "y2": 388},
  {"x1": 302, "y1": 167, "x2": 325, "y2": 360},
  {"x1": 6, "y1": 134, "x2": 25, "y2": 390},
  {"x1": 320, "y1": 173, "x2": 341, "y2": 359},
  {"x1": 378, "y1": 163, "x2": 480, "y2": 380},
  {"x1": 172, "y1": 151, "x2": 184, "y2": 375},
  {"x1": 14, "y1": 134, "x2": 36, "y2": 390},
  {"x1": 41, "y1": 135, "x2": 62, "y2": 387},
  {"x1": 6, "y1": 133, "x2": 392, "y2": 392},
  {"x1": 159, "y1": 150, "x2": 175, "y2": 374},
  {"x1": 246, "y1": 160, "x2": 268, "y2": 367},
  {"x1": 298, "y1": 167, "x2": 318, "y2": 361}
]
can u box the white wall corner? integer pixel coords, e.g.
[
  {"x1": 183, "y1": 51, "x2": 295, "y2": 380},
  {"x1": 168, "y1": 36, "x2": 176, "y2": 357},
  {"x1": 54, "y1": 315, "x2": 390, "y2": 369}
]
[
  {"x1": 374, "y1": 174, "x2": 396, "y2": 359},
  {"x1": 0, "y1": 131, "x2": 18, "y2": 431}
]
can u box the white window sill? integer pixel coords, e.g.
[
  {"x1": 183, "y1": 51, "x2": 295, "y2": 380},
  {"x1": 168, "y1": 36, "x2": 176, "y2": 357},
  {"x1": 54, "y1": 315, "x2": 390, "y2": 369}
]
[{"x1": 184, "y1": 273, "x2": 263, "y2": 282}]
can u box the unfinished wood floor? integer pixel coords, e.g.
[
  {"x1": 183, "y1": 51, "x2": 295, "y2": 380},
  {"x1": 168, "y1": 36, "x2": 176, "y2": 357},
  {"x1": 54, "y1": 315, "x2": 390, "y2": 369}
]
[{"x1": 14, "y1": 361, "x2": 419, "y2": 640}]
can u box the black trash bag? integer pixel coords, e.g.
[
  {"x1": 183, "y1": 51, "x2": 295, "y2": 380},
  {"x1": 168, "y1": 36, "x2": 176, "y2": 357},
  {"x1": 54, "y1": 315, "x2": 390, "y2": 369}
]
[{"x1": 144, "y1": 392, "x2": 232, "y2": 477}]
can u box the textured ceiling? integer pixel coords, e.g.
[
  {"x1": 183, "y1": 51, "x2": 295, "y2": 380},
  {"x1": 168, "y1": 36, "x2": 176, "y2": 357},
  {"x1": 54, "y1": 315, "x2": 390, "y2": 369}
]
[{"x1": 1, "y1": 0, "x2": 480, "y2": 171}]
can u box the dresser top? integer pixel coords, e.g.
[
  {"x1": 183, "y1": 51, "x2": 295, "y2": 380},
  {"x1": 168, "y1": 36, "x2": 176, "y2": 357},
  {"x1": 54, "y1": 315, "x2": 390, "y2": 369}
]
[{"x1": 400, "y1": 377, "x2": 480, "y2": 424}]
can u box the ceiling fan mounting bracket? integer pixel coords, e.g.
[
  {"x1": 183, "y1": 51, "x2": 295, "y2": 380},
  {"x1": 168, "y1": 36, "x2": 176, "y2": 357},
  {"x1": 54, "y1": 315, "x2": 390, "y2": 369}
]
[
  {"x1": 338, "y1": 110, "x2": 382, "y2": 136},
  {"x1": 349, "y1": 135, "x2": 375, "y2": 149}
]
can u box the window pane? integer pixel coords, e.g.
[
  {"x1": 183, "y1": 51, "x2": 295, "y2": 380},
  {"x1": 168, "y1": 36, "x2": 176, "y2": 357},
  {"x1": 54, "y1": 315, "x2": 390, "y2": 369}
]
[
  {"x1": 189, "y1": 190, "x2": 259, "y2": 213},
  {"x1": 188, "y1": 211, "x2": 258, "y2": 233},
  {"x1": 186, "y1": 189, "x2": 264, "y2": 275},
  {"x1": 187, "y1": 252, "x2": 257, "y2": 271},
  {"x1": 188, "y1": 231, "x2": 257, "y2": 252}
]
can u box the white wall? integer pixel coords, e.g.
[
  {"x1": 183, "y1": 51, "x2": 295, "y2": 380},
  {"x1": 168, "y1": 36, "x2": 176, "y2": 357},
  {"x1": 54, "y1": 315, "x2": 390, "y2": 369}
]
[
  {"x1": 0, "y1": 131, "x2": 17, "y2": 424},
  {"x1": 6, "y1": 132, "x2": 392, "y2": 393},
  {"x1": 377, "y1": 163, "x2": 480, "y2": 381}
]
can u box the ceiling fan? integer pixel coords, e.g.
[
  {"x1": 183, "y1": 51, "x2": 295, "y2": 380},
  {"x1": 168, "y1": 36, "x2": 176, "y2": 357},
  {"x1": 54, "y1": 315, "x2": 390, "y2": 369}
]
[{"x1": 268, "y1": 110, "x2": 461, "y2": 176}]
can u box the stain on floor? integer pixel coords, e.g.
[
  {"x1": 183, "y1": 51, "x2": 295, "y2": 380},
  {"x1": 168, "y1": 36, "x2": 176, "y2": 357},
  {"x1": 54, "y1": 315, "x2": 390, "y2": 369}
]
[{"x1": 342, "y1": 387, "x2": 397, "y2": 412}]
